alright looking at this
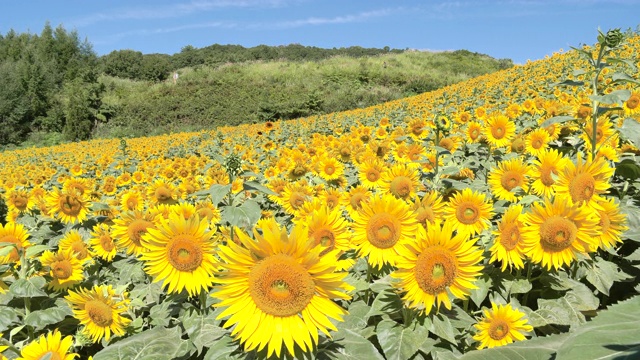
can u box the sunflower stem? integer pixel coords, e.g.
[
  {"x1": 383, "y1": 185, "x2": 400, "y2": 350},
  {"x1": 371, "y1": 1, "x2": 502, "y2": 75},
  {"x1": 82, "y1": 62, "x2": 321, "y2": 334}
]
[
  {"x1": 199, "y1": 290, "x2": 209, "y2": 313},
  {"x1": 589, "y1": 41, "x2": 607, "y2": 162},
  {"x1": 463, "y1": 299, "x2": 469, "y2": 313},
  {"x1": 522, "y1": 262, "x2": 533, "y2": 307}
]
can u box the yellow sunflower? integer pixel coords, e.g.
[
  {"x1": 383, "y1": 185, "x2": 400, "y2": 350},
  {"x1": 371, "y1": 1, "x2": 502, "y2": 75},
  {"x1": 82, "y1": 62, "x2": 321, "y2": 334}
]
[
  {"x1": 466, "y1": 121, "x2": 484, "y2": 143},
  {"x1": 195, "y1": 200, "x2": 222, "y2": 225},
  {"x1": 65, "y1": 285, "x2": 131, "y2": 343},
  {"x1": 112, "y1": 210, "x2": 156, "y2": 256},
  {"x1": 58, "y1": 230, "x2": 93, "y2": 262},
  {"x1": 280, "y1": 182, "x2": 314, "y2": 216},
  {"x1": 146, "y1": 179, "x2": 178, "y2": 206},
  {"x1": 89, "y1": 223, "x2": 117, "y2": 262},
  {"x1": 484, "y1": 114, "x2": 515, "y2": 148},
  {"x1": 623, "y1": 91, "x2": 640, "y2": 117},
  {"x1": 342, "y1": 186, "x2": 372, "y2": 219},
  {"x1": 381, "y1": 163, "x2": 422, "y2": 201},
  {"x1": 120, "y1": 190, "x2": 144, "y2": 212},
  {"x1": 46, "y1": 188, "x2": 90, "y2": 224},
  {"x1": 443, "y1": 188, "x2": 494, "y2": 239},
  {"x1": 40, "y1": 249, "x2": 84, "y2": 291},
  {"x1": 594, "y1": 197, "x2": 627, "y2": 250},
  {"x1": 392, "y1": 221, "x2": 483, "y2": 313},
  {"x1": 490, "y1": 204, "x2": 526, "y2": 271},
  {"x1": 488, "y1": 158, "x2": 533, "y2": 203},
  {"x1": 554, "y1": 152, "x2": 614, "y2": 212},
  {"x1": 5, "y1": 188, "x2": 34, "y2": 214},
  {"x1": 140, "y1": 213, "x2": 217, "y2": 296},
  {"x1": 305, "y1": 205, "x2": 351, "y2": 256},
  {"x1": 213, "y1": 218, "x2": 352, "y2": 358},
  {"x1": 17, "y1": 330, "x2": 77, "y2": 360},
  {"x1": 522, "y1": 199, "x2": 599, "y2": 270},
  {"x1": 530, "y1": 148, "x2": 569, "y2": 198},
  {"x1": 358, "y1": 158, "x2": 387, "y2": 190},
  {"x1": 473, "y1": 303, "x2": 533, "y2": 349},
  {"x1": 0, "y1": 222, "x2": 30, "y2": 265},
  {"x1": 411, "y1": 191, "x2": 446, "y2": 227},
  {"x1": 314, "y1": 157, "x2": 344, "y2": 181},
  {"x1": 525, "y1": 128, "x2": 551, "y2": 157},
  {"x1": 351, "y1": 192, "x2": 419, "y2": 269}
]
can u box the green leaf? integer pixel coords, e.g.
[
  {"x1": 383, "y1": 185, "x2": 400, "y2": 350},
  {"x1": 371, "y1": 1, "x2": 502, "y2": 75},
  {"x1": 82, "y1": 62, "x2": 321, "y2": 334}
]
[
  {"x1": 552, "y1": 79, "x2": 585, "y2": 87},
  {"x1": 535, "y1": 298, "x2": 585, "y2": 327},
  {"x1": 149, "y1": 301, "x2": 172, "y2": 327},
  {"x1": 612, "y1": 71, "x2": 640, "y2": 85},
  {"x1": 615, "y1": 159, "x2": 640, "y2": 180},
  {"x1": 9, "y1": 277, "x2": 47, "y2": 297},
  {"x1": 334, "y1": 328, "x2": 385, "y2": 360},
  {"x1": 469, "y1": 275, "x2": 492, "y2": 307},
  {"x1": 366, "y1": 288, "x2": 403, "y2": 318},
  {"x1": 243, "y1": 181, "x2": 277, "y2": 195},
  {"x1": 221, "y1": 200, "x2": 261, "y2": 229},
  {"x1": 0, "y1": 306, "x2": 19, "y2": 332},
  {"x1": 195, "y1": 184, "x2": 232, "y2": 205},
  {"x1": 0, "y1": 244, "x2": 15, "y2": 257},
  {"x1": 377, "y1": 319, "x2": 432, "y2": 360},
  {"x1": 430, "y1": 313, "x2": 458, "y2": 344},
  {"x1": 92, "y1": 326, "x2": 190, "y2": 360},
  {"x1": 540, "y1": 116, "x2": 576, "y2": 128},
  {"x1": 621, "y1": 118, "x2": 640, "y2": 152},
  {"x1": 585, "y1": 257, "x2": 632, "y2": 296},
  {"x1": 25, "y1": 244, "x2": 51, "y2": 258},
  {"x1": 556, "y1": 295, "x2": 640, "y2": 360},
  {"x1": 183, "y1": 310, "x2": 228, "y2": 355},
  {"x1": 24, "y1": 303, "x2": 73, "y2": 330},
  {"x1": 590, "y1": 90, "x2": 630, "y2": 105},
  {"x1": 341, "y1": 301, "x2": 373, "y2": 331},
  {"x1": 459, "y1": 332, "x2": 569, "y2": 360},
  {"x1": 202, "y1": 332, "x2": 243, "y2": 360},
  {"x1": 503, "y1": 278, "x2": 533, "y2": 295}
]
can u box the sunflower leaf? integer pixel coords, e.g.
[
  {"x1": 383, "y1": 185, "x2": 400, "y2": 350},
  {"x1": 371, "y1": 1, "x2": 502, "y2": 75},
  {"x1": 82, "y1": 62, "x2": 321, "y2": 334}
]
[
  {"x1": 243, "y1": 181, "x2": 277, "y2": 195},
  {"x1": 221, "y1": 200, "x2": 261, "y2": 230},
  {"x1": 333, "y1": 328, "x2": 385, "y2": 360},
  {"x1": 377, "y1": 319, "x2": 432, "y2": 360},
  {"x1": 458, "y1": 332, "x2": 569, "y2": 360},
  {"x1": 9, "y1": 276, "x2": 47, "y2": 298},
  {"x1": 585, "y1": 256, "x2": 632, "y2": 296},
  {"x1": 24, "y1": 303, "x2": 73, "y2": 330},
  {"x1": 92, "y1": 326, "x2": 190, "y2": 360},
  {"x1": 539, "y1": 116, "x2": 576, "y2": 128},
  {"x1": 430, "y1": 313, "x2": 458, "y2": 344},
  {"x1": 183, "y1": 310, "x2": 228, "y2": 355}
]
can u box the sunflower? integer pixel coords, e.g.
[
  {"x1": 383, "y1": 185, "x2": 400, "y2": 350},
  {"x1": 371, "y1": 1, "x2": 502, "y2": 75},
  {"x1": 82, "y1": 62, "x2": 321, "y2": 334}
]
[
  {"x1": 17, "y1": 330, "x2": 77, "y2": 360},
  {"x1": 488, "y1": 158, "x2": 533, "y2": 203},
  {"x1": 522, "y1": 199, "x2": 599, "y2": 270},
  {"x1": 146, "y1": 179, "x2": 178, "y2": 206},
  {"x1": 473, "y1": 303, "x2": 533, "y2": 349},
  {"x1": 46, "y1": 188, "x2": 90, "y2": 224},
  {"x1": 466, "y1": 121, "x2": 484, "y2": 143},
  {"x1": 40, "y1": 249, "x2": 84, "y2": 291},
  {"x1": 489, "y1": 204, "x2": 526, "y2": 271},
  {"x1": 484, "y1": 114, "x2": 515, "y2": 148},
  {"x1": 554, "y1": 152, "x2": 614, "y2": 212},
  {"x1": 196, "y1": 200, "x2": 222, "y2": 224},
  {"x1": 381, "y1": 163, "x2": 421, "y2": 201},
  {"x1": 623, "y1": 91, "x2": 640, "y2": 117},
  {"x1": 351, "y1": 192, "x2": 418, "y2": 269},
  {"x1": 594, "y1": 197, "x2": 627, "y2": 250},
  {"x1": 358, "y1": 158, "x2": 387, "y2": 190},
  {"x1": 65, "y1": 285, "x2": 131, "y2": 343},
  {"x1": 58, "y1": 230, "x2": 92, "y2": 262},
  {"x1": 280, "y1": 182, "x2": 314, "y2": 216},
  {"x1": 5, "y1": 188, "x2": 34, "y2": 214},
  {"x1": 305, "y1": 205, "x2": 351, "y2": 256},
  {"x1": 525, "y1": 128, "x2": 551, "y2": 157},
  {"x1": 318, "y1": 188, "x2": 342, "y2": 211},
  {"x1": 120, "y1": 190, "x2": 144, "y2": 212},
  {"x1": 314, "y1": 157, "x2": 344, "y2": 181},
  {"x1": 443, "y1": 188, "x2": 493, "y2": 239},
  {"x1": 89, "y1": 223, "x2": 117, "y2": 262},
  {"x1": 213, "y1": 218, "x2": 352, "y2": 358},
  {"x1": 411, "y1": 191, "x2": 446, "y2": 227},
  {"x1": 342, "y1": 186, "x2": 372, "y2": 219},
  {"x1": 580, "y1": 116, "x2": 616, "y2": 149},
  {"x1": 112, "y1": 210, "x2": 156, "y2": 256},
  {"x1": 391, "y1": 221, "x2": 483, "y2": 313},
  {"x1": 0, "y1": 222, "x2": 30, "y2": 265},
  {"x1": 530, "y1": 148, "x2": 569, "y2": 198},
  {"x1": 140, "y1": 213, "x2": 217, "y2": 296}
]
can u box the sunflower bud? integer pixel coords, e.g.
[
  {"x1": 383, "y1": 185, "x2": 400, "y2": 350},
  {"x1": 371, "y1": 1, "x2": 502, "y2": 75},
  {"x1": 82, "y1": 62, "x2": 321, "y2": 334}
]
[
  {"x1": 603, "y1": 28, "x2": 623, "y2": 48},
  {"x1": 225, "y1": 153, "x2": 243, "y2": 178}
]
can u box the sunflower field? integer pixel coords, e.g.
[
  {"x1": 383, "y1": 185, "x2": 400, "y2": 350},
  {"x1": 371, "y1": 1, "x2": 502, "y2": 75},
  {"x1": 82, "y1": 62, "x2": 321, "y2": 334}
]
[{"x1": 1, "y1": 29, "x2": 640, "y2": 360}]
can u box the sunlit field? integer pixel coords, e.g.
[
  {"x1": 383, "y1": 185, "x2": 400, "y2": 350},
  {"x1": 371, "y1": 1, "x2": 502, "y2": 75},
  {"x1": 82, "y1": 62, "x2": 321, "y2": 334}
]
[{"x1": 1, "y1": 29, "x2": 640, "y2": 360}]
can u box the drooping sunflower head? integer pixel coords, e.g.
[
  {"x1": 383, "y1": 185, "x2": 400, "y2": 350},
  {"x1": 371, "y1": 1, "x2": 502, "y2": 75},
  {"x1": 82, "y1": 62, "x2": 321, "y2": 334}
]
[
  {"x1": 342, "y1": 185, "x2": 372, "y2": 219},
  {"x1": 59, "y1": 229, "x2": 93, "y2": 262},
  {"x1": 381, "y1": 163, "x2": 422, "y2": 201},
  {"x1": 525, "y1": 128, "x2": 551, "y2": 157},
  {"x1": 305, "y1": 205, "x2": 352, "y2": 256},
  {"x1": 0, "y1": 221, "x2": 30, "y2": 265},
  {"x1": 473, "y1": 303, "x2": 533, "y2": 349},
  {"x1": 146, "y1": 179, "x2": 178, "y2": 206},
  {"x1": 624, "y1": 91, "x2": 640, "y2": 117},
  {"x1": 358, "y1": 158, "x2": 387, "y2": 190},
  {"x1": 594, "y1": 197, "x2": 627, "y2": 250},
  {"x1": 17, "y1": 329, "x2": 77, "y2": 360},
  {"x1": 411, "y1": 191, "x2": 446, "y2": 227},
  {"x1": 120, "y1": 190, "x2": 145, "y2": 212},
  {"x1": 280, "y1": 181, "x2": 314, "y2": 216},
  {"x1": 530, "y1": 148, "x2": 569, "y2": 198},
  {"x1": 5, "y1": 188, "x2": 34, "y2": 214},
  {"x1": 444, "y1": 188, "x2": 494, "y2": 239}
]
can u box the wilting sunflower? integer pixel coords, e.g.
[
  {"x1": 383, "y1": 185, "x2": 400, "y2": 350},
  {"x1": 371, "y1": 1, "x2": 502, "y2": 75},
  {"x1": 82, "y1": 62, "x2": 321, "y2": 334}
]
[
  {"x1": 0, "y1": 222, "x2": 30, "y2": 265},
  {"x1": 213, "y1": 218, "x2": 352, "y2": 358},
  {"x1": 530, "y1": 148, "x2": 569, "y2": 198},
  {"x1": 358, "y1": 158, "x2": 387, "y2": 190},
  {"x1": 17, "y1": 330, "x2": 77, "y2": 360},
  {"x1": 392, "y1": 221, "x2": 483, "y2": 313},
  {"x1": 65, "y1": 285, "x2": 131, "y2": 343},
  {"x1": 58, "y1": 230, "x2": 92, "y2": 262},
  {"x1": 443, "y1": 188, "x2": 494, "y2": 239},
  {"x1": 490, "y1": 205, "x2": 526, "y2": 271},
  {"x1": 488, "y1": 158, "x2": 533, "y2": 203},
  {"x1": 381, "y1": 163, "x2": 422, "y2": 200},
  {"x1": 484, "y1": 113, "x2": 515, "y2": 148},
  {"x1": 140, "y1": 213, "x2": 217, "y2": 296},
  {"x1": 46, "y1": 188, "x2": 90, "y2": 224},
  {"x1": 554, "y1": 153, "x2": 614, "y2": 212},
  {"x1": 351, "y1": 192, "x2": 418, "y2": 269},
  {"x1": 40, "y1": 249, "x2": 84, "y2": 291},
  {"x1": 112, "y1": 210, "x2": 156, "y2": 256},
  {"x1": 522, "y1": 199, "x2": 599, "y2": 270},
  {"x1": 594, "y1": 197, "x2": 627, "y2": 250},
  {"x1": 473, "y1": 303, "x2": 533, "y2": 349},
  {"x1": 411, "y1": 191, "x2": 446, "y2": 227},
  {"x1": 89, "y1": 223, "x2": 117, "y2": 262}
]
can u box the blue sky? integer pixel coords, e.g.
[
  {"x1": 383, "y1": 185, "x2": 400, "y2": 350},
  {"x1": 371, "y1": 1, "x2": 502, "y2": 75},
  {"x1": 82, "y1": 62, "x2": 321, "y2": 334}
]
[{"x1": 1, "y1": 0, "x2": 639, "y2": 64}]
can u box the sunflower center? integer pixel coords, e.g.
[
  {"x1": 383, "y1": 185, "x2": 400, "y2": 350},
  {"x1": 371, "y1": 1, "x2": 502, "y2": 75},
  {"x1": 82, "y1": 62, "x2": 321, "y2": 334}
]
[
  {"x1": 100, "y1": 235, "x2": 115, "y2": 252},
  {"x1": 627, "y1": 95, "x2": 639, "y2": 109},
  {"x1": 415, "y1": 206, "x2": 435, "y2": 225},
  {"x1": 249, "y1": 254, "x2": 315, "y2": 317},
  {"x1": 492, "y1": 125, "x2": 505, "y2": 139},
  {"x1": 292, "y1": 165, "x2": 307, "y2": 177},
  {"x1": 326, "y1": 195, "x2": 339, "y2": 209},
  {"x1": 70, "y1": 241, "x2": 89, "y2": 260},
  {"x1": 39, "y1": 352, "x2": 62, "y2": 360},
  {"x1": 366, "y1": 213, "x2": 401, "y2": 249},
  {"x1": 539, "y1": 166, "x2": 556, "y2": 187},
  {"x1": 390, "y1": 176, "x2": 412, "y2": 199},
  {"x1": 324, "y1": 165, "x2": 335, "y2": 175},
  {"x1": 0, "y1": 235, "x2": 21, "y2": 262},
  {"x1": 311, "y1": 228, "x2": 335, "y2": 249},
  {"x1": 456, "y1": 202, "x2": 480, "y2": 225},
  {"x1": 488, "y1": 319, "x2": 510, "y2": 340},
  {"x1": 128, "y1": 219, "x2": 153, "y2": 246},
  {"x1": 367, "y1": 169, "x2": 380, "y2": 182},
  {"x1": 501, "y1": 170, "x2": 523, "y2": 191},
  {"x1": 470, "y1": 128, "x2": 480, "y2": 140},
  {"x1": 126, "y1": 198, "x2": 139, "y2": 210},
  {"x1": 414, "y1": 247, "x2": 457, "y2": 295},
  {"x1": 12, "y1": 195, "x2": 28, "y2": 210},
  {"x1": 598, "y1": 210, "x2": 611, "y2": 233},
  {"x1": 569, "y1": 172, "x2": 595, "y2": 203},
  {"x1": 532, "y1": 139, "x2": 543, "y2": 149},
  {"x1": 540, "y1": 215, "x2": 577, "y2": 252},
  {"x1": 350, "y1": 193, "x2": 367, "y2": 210},
  {"x1": 155, "y1": 186, "x2": 173, "y2": 202},
  {"x1": 85, "y1": 299, "x2": 114, "y2": 327},
  {"x1": 289, "y1": 191, "x2": 307, "y2": 210},
  {"x1": 500, "y1": 223, "x2": 521, "y2": 250},
  {"x1": 167, "y1": 235, "x2": 203, "y2": 272},
  {"x1": 439, "y1": 138, "x2": 454, "y2": 151},
  {"x1": 59, "y1": 195, "x2": 82, "y2": 216},
  {"x1": 52, "y1": 260, "x2": 73, "y2": 280}
]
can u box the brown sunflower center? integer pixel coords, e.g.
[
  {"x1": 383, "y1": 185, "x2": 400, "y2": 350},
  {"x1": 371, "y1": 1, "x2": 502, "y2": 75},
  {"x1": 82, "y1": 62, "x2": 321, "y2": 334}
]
[
  {"x1": 366, "y1": 169, "x2": 381, "y2": 182},
  {"x1": 350, "y1": 193, "x2": 367, "y2": 210},
  {"x1": 11, "y1": 194, "x2": 28, "y2": 210},
  {"x1": 100, "y1": 235, "x2": 115, "y2": 252},
  {"x1": 155, "y1": 186, "x2": 173, "y2": 202},
  {"x1": 326, "y1": 195, "x2": 339, "y2": 209},
  {"x1": 598, "y1": 210, "x2": 611, "y2": 233},
  {"x1": 414, "y1": 247, "x2": 457, "y2": 295},
  {"x1": 390, "y1": 176, "x2": 412, "y2": 199},
  {"x1": 569, "y1": 172, "x2": 595, "y2": 203},
  {"x1": 85, "y1": 299, "x2": 114, "y2": 327},
  {"x1": 0, "y1": 235, "x2": 21, "y2": 262},
  {"x1": 59, "y1": 195, "x2": 82, "y2": 216},
  {"x1": 488, "y1": 319, "x2": 510, "y2": 340},
  {"x1": 70, "y1": 241, "x2": 89, "y2": 260},
  {"x1": 126, "y1": 198, "x2": 139, "y2": 210},
  {"x1": 289, "y1": 191, "x2": 307, "y2": 210},
  {"x1": 292, "y1": 165, "x2": 307, "y2": 177},
  {"x1": 456, "y1": 202, "x2": 480, "y2": 225},
  {"x1": 627, "y1": 95, "x2": 639, "y2": 109},
  {"x1": 491, "y1": 125, "x2": 505, "y2": 139},
  {"x1": 470, "y1": 128, "x2": 480, "y2": 140},
  {"x1": 539, "y1": 166, "x2": 557, "y2": 187},
  {"x1": 532, "y1": 139, "x2": 543, "y2": 149},
  {"x1": 127, "y1": 219, "x2": 153, "y2": 246},
  {"x1": 511, "y1": 138, "x2": 526, "y2": 153},
  {"x1": 366, "y1": 213, "x2": 401, "y2": 249},
  {"x1": 439, "y1": 138, "x2": 454, "y2": 151},
  {"x1": 540, "y1": 215, "x2": 577, "y2": 252},
  {"x1": 52, "y1": 260, "x2": 73, "y2": 280},
  {"x1": 500, "y1": 223, "x2": 521, "y2": 250},
  {"x1": 324, "y1": 165, "x2": 335, "y2": 175},
  {"x1": 501, "y1": 170, "x2": 523, "y2": 191},
  {"x1": 167, "y1": 235, "x2": 203, "y2": 272},
  {"x1": 249, "y1": 254, "x2": 315, "y2": 317}
]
